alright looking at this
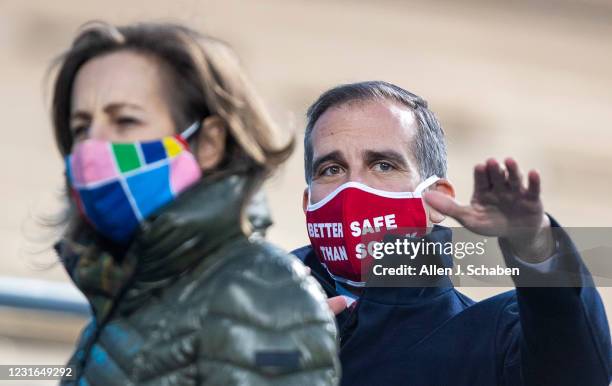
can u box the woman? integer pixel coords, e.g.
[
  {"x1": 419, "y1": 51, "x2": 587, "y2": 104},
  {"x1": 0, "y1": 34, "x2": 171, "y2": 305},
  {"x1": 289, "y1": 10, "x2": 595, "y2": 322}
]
[{"x1": 50, "y1": 21, "x2": 339, "y2": 385}]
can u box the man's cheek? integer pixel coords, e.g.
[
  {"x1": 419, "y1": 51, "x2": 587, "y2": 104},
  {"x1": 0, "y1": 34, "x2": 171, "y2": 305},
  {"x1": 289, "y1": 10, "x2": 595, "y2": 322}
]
[
  {"x1": 310, "y1": 185, "x2": 338, "y2": 204},
  {"x1": 369, "y1": 173, "x2": 415, "y2": 192}
]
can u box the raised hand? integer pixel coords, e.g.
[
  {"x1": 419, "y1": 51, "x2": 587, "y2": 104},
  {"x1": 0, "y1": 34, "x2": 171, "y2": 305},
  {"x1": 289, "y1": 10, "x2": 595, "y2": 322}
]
[{"x1": 423, "y1": 158, "x2": 555, "y2": 263}]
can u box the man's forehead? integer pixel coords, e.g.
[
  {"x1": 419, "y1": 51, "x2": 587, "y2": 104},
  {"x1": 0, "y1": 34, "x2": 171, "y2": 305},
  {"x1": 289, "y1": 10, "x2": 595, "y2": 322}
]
[{"x1": 311, "y1": 99, "x2": 418, "y2": 153}]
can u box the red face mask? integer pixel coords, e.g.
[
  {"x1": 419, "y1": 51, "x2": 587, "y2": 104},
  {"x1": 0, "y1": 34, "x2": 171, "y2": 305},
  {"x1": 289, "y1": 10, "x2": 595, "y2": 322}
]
[{"x1": 306, "y1": 176, "x2": 439, "y2": 287}]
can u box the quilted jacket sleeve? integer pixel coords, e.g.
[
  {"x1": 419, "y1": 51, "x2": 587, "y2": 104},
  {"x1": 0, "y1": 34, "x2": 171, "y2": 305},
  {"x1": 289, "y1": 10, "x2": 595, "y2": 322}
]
[{"x1": 194, "y1": 240, "x2": 341, "y2": 386}]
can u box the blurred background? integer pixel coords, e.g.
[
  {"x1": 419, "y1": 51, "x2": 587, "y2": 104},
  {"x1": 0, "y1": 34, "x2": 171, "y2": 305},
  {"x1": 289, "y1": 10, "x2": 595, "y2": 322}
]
[{"x1": 1, "y1": 0, "x2": 611, "y2": 384}]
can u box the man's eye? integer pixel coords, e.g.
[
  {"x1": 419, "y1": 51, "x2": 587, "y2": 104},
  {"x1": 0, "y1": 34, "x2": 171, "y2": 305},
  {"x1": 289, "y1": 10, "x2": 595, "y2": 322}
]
[
  {"x1": 372, "y1": 161, "x2": 394, "y2": 172},
  {"x1": 321, "y1": 165, "x2": 343, "y2": 176}
]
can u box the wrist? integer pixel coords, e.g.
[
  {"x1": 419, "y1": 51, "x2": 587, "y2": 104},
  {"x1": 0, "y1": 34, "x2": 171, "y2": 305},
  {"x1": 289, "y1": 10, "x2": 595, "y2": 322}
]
[{"x1": 506, "y1": 214, "x2": 555, "y2": 263}]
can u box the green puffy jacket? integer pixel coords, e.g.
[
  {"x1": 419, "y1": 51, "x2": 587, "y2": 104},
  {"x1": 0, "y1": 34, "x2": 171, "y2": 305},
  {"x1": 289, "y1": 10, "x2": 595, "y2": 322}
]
[{"x1": 56, "y1": 172, "x2": 340, "y2": 385}]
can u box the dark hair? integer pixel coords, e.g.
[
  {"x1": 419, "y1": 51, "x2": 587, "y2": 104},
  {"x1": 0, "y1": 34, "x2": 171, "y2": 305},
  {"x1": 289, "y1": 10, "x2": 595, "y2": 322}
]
[{"x1": 304, "y1": 80, "x2": 447, "y2": 183}]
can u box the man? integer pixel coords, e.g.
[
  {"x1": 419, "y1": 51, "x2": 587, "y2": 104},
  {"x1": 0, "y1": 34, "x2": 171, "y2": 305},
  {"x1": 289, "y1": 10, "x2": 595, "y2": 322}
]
[{"x1": 293, "y1": 81, "x2": 611, "y2": 386}]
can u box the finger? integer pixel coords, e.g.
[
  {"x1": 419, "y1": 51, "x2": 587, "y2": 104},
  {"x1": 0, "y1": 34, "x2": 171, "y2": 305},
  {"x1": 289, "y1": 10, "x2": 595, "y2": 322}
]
[
  {"x1": 327, "y1": 296, "x2": 348, "y2": 315},
  {"x1": 474, "y1": 163, "x2": 490, "y2": 193},
  {"x1": 505, "y1": 157, "x2": 523, "y2": 192},
  {"x1": 304, "y1": 266, "x2": 312, "y2": 275},
  {"x1": 486, "y1": 158, "x2": 507, "y2": 191},
  {"x1": 526, "y1": 170, "x2": 541, "y2": 200},
  {"x1": 423, "y1": 190, "x2": 470, "y2": 221}
]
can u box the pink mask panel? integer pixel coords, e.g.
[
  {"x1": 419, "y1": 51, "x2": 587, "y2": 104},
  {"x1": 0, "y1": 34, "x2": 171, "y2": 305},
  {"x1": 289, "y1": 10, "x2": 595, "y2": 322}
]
[{"x1": 306, "y1": 176, "x2": 439, "y2": 287}]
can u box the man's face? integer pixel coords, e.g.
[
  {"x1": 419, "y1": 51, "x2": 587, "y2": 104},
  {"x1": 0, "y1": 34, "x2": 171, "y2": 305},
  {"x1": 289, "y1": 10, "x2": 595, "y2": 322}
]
[{"x1": 307, "y1": 99, "x2": 422, "y2": 204}]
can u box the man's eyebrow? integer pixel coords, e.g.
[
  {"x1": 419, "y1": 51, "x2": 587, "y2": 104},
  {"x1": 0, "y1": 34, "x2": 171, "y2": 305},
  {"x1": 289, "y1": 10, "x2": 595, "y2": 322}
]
[
  {"x1": 312, "y1": 151, "x2": 346, "y2": 174},
  {"x1": 363, "y1": 149, "x2": 409, "y2": 168}
]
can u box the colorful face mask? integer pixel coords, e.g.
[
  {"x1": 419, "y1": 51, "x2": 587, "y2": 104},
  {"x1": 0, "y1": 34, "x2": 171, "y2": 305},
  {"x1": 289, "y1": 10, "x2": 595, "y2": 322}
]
[
  {"x1": 305, "y1": 176, "x2": 439, "y2": 287},
  {"x1": 66, "y1": 122, "x2": 202, "y2": 244}
]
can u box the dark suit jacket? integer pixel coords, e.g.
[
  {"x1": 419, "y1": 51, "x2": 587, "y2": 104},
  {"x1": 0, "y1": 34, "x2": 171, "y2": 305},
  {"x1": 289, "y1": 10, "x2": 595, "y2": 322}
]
[{"x1": 292, "y1": 216, "x2": 611, "y2": 386}]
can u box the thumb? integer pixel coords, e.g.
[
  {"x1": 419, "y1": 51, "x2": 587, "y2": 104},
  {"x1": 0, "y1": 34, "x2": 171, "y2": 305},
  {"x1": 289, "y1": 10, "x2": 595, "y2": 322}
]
[
  {"x1": 422, "y1": 190, "x2": 468, "y2": 221},
  {"x1": 327, "y1": 296, "x2": 348, "y2": 315}
]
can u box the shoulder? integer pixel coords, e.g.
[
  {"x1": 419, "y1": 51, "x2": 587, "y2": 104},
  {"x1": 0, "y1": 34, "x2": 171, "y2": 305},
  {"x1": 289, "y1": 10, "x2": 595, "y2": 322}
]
[
  {"x1": 192, "y1": 238, "x2": 340, "y2": 383},
  {"x1": 458, "y1": 290, "x2": 519, "y2": 322},
  {"x1": 205, "y1": 238, "x2": 335, "y2": 326},
  {"x1": 462, "y1": 290, "x2": 522, "y2": 352},
  {"x1": 448, "y1": 290, "x2": 520, "y2": 337},
  {"x1": 290, "y1": 245, "x2": 313, "y2": 262}
]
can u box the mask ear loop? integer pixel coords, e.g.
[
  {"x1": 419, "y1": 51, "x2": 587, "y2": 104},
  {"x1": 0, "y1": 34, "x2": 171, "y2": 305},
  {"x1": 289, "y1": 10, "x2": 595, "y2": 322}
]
[
  {"x1": 414, "y1": 175, "x2": 440, "y2": 196},
  {"x1": 307, "y1": 185, "x2": 313, "y2": 208},
  {"x1": 180, "y1": 121, "x2": 201, "y2": 140}
]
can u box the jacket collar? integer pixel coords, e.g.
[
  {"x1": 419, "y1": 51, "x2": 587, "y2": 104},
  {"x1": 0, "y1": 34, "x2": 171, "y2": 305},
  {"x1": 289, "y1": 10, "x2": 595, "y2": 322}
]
[
  {"x1": 362, "y1": 225, "x2": 455, "y2": 304},
  {"x1": 293, "y1": 225, "x2": 455, "y2": 305},
  {"x1": 56, "y1": 171, "x2": 263, "y2": 322},
  {"x1": 128, "y1": 171, "x2": 254, "y2": 281}
]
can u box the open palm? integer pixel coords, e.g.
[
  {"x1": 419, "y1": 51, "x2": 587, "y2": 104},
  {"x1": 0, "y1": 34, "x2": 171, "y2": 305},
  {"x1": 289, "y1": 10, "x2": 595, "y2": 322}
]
[{"x1": 423, "y1": 158, "x2": 551, "y2": 258}]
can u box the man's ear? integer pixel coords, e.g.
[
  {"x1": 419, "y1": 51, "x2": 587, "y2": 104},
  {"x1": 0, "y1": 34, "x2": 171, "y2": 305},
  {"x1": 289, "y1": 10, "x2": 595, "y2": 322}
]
[
  {"x1": 427, "y1": 178, "x2": 455, "y2": 224},
  {"x1": 302, "y1": 187, "x2": 309, "y2": 214},
  {"x1": 195, "y1": 115, "x2": 227, "y2": 172}
]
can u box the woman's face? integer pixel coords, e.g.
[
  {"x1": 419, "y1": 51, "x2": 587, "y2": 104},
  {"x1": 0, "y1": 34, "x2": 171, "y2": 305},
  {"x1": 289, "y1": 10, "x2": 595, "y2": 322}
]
[{"x1": 70, "y1": 50, "x2": 176, "y2": 144}]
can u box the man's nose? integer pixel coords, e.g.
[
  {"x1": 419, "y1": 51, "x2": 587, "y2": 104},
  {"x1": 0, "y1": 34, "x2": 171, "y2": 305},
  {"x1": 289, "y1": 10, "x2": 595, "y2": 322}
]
[{"x1": 346, "y1": 170, "x2": 367, "y2": 185}]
